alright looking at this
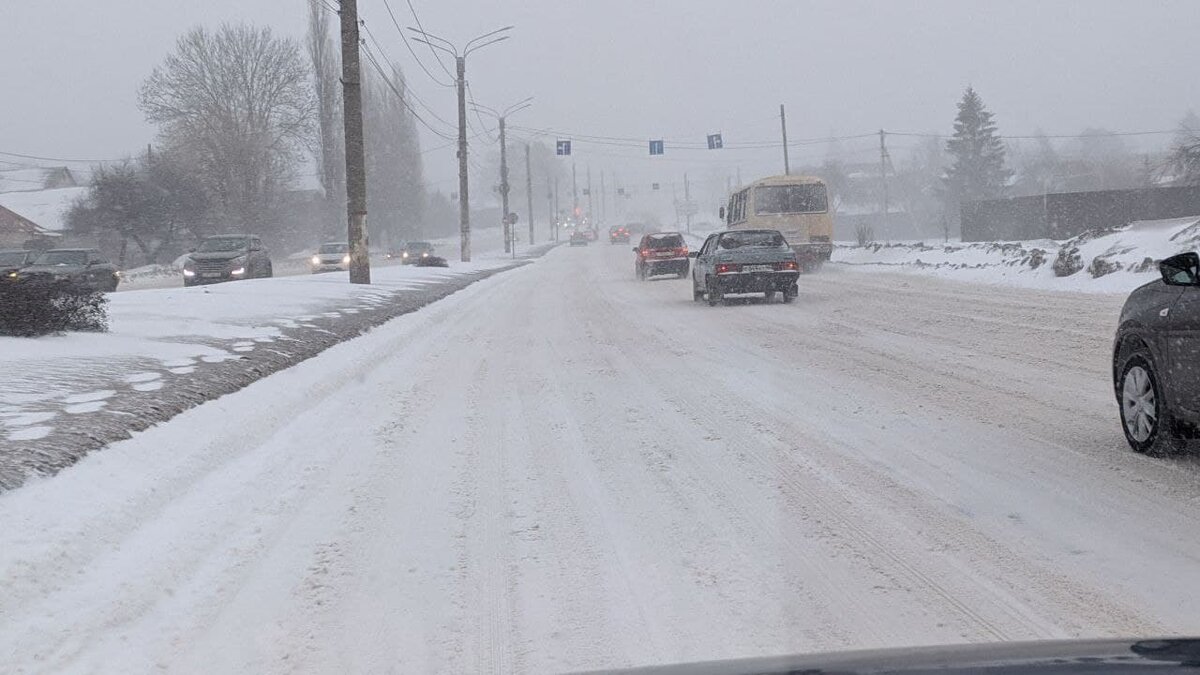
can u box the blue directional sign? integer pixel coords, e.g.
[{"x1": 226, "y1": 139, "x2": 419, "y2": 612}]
[
  {"x1": 651, "y1": 182, "x2": 660, "y2": 191},
  {"x1": 556, "y1": 139, "x2": 572, "y2": 156},
  {"x1": 707, "y1": 133, "x2": 723, "y2": 150},
  {"x1": 649, "y1": 139, "x2": 664, "y2": 155}
]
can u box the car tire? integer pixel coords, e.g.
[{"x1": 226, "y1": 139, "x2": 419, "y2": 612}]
[
  {"x1": 706, "y1": 278, "x2": 723, "y2": 306},
  {"x1": 676, "y1": 269, "x2": 688, "y2": 279},
  {"x1": 262, "y1": 262, "x2": 273, "y2": 278},
  {"x1": 692, "y1": 280, "x2": 704, "y2": 302},
  {"x1": 764, "y1": 290, "x2": 776, "y2": 303},
  {"x1": 782, "y1": 284, "x2": 798, "y2": 304},
  {"x1": 1119, "y1": 352, "x2": 1185, "y2": 456}
]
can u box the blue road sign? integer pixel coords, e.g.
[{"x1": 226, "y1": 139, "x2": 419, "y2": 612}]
[
  {"x1": 649, "y1": 140, "x2": 664, "y2": 155},
  {"x1": 651, "y1": 182, "x2": 660, "y2": 190},
  {"x1": 556, "y1": 140, "x2": 572, "y2": 156},
  {"x1": 707, "y1": 133, "x2": 723, "y2": 150}
]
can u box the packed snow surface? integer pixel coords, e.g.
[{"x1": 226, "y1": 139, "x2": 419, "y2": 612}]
[{"x1": 4, "y1": 244, "x2": 1200, "y2": 673}]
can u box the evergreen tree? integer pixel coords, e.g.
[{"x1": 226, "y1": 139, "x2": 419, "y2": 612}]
[{"x1": 943, "y1": 87, "x2": 1011, "y2": 210}]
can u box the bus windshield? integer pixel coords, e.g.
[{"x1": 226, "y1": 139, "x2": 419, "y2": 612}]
[{"x1": 755, "y1": 184, "x2": 828, "y2": 215}]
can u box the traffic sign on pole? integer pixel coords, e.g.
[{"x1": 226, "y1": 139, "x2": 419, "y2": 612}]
[
  {"x1": 556, "y1": 140, "x2": 572, "y2": 156},
  {"x1": 649, "y1": 140, "x2": 664, "y2": 155},
  {"x1": 707, "y1": 133, "x2": 723, "y2": 150}
]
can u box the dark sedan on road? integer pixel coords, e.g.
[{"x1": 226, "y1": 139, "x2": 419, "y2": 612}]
[
  {"x1": 1113, "y1": 251, "x2": 1200, "y2": 455},
  {"x1": 183, "y1": 235, "x2": 273, "y2": 286},
  {"x1": 13, "y1": 248, "x2": 120, "y2": 292},
  {"x1": 633, "y1": 232, "x2": 689, "y2": 280},
  {"x1": 691, "y1": 229, "x2": 799, "y2": 305},
  {"x1": 400, "y1": 241, "x2": 435, "y2": 264}
]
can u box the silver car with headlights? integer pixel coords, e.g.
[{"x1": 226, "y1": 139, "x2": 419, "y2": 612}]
[
  {"x1": 182, "y1": 235, "x2": 273, "y2": 286},
  {"x1": 310, "y1": 242, "x2": 350, "y2": 273}
]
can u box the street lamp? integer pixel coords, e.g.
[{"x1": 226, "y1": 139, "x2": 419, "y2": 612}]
[
  {"x1": 410, "y1": 26, "x2": 513, "y2": 262},
  {"x1": 471, "y1": 98, "x2": 533, "y2": 254}
]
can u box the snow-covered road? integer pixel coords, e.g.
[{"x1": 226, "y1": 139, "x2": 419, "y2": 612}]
[{"x1": 5, "y1": 242, "x2": 1200, "y2": 673}]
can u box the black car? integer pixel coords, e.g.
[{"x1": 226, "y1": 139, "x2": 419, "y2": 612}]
[
  {"x1": 633, "y1": 232, "x2": 689, "y2": 280},
  {"x1": 609, "y1": 225, "x2": 631, "y2": 244},
  {"x1": 0, "y1": 249, "x2": 35, "y2": 281},
  {"x1": 400, "y1": 241, "x2": 434, "y2": 264},
  {"x1": 600, "y1": 638, "x2": 1200, "y2": 675},
  {"x1": 691, "y1": 229, "x2": 799, "y2": 306},
  {"x1": 1113, "y1": 251, "x2": 1200, "y2": 454},
  {"x1": 182, "y1": 235, "x2": 273, "y2": 286},
  {"x1": 569, "y1": 230, "x2": 589, "y2": 247},
  {"x1": 14, "y1": 248, "x2": 120, "y2": 292}
]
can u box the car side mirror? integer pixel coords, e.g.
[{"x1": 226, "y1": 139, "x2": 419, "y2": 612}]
[
  {"x1": 632, "y1": 247, "x2": 639, "y2": 252},
  {"x1": 719, "y1": 206, "x2": 726, "y2": 220},
  {"x1": 1160, "y1": 252, "x2": 1200, "y2": 286},
  {"x1": 689, "y1": 251, "x2": 699, "y2": 258}
]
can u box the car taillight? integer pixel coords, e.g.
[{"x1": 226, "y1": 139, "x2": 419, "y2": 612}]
[
  {"x1": 715, "y1": 263, "x2": 739, "y2": 274},
  {"x1": 640, "y1": 249, "x2": 651, "y2": 257},
  {"x1": 674, "y1": 247, "x2": 688, "y2": 257},
  {"x1": 778, "y1": 260, "x2": 798, "y2": 271}
]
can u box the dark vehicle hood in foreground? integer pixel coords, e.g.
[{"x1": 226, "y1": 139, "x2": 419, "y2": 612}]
[
  {"x1": 19, "y1": 263, "x2": 87, "y2": 275},
  {"x1": 585, "y1": 639, "x2": 1200, "y2": 675}
]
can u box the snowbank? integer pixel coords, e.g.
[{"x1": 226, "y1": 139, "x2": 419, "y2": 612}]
[{"x1": 834, "y1": 216, "x2": 1200, "y2": 293}]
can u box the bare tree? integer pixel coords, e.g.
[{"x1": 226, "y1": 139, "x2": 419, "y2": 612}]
[
  {"x1": 1165, "y1": 111, "x2": 1200, "y2": 186},
  {"x1": 139, "y1": 24, "x2": 314, "y2": 234},
  {"x1": 307, "y1": 0, "x2": 344, "y2": 219}
]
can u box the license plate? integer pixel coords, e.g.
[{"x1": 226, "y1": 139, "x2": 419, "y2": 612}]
[
  {"x1": 653, "y1": 252, "x2": 672, "y2": 257},
  {"x1": 744, "y1": 264, "x2": 772, "y2": 272},
  {"x1": 202, "y1": 272, "x2": 222, "y2": 278}
]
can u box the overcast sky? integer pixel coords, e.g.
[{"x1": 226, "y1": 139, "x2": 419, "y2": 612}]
[{"x1": 4, "y1": 0, "x2": 1200, "y2": 209}]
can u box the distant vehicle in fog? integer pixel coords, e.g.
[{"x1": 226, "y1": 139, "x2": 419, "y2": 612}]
[
  {"x1": 691, "y1": 229, "x2": 799, "y2": 305},
  {"x1": 400, "y1": 241, "x2": 434, "y2": 264},
  {"x1": 182, "y1": 235, "x2": 272, "y2": 286},
  {"x1": 310, "y1": 242, "x2": 350, "y2": 273},
  {"x1": 569, "y1": 230, "x2": 589, "y2": 247},
  {"x1": 13, "y1": 248, "x2": 120, "y2": 292},
  {"x1": 721, "y1": 175, "x2": 833, "y2": 272},
  {"x1": 416, "y1": 255, "x2": 449, "y2": 268},
  {"x1": 633, "y1": 232, "x2": 689, "y2": 280},
  {"x1": 1113, "y1": 251, "x2": 1200, "y2": 455},
  {"x1": 609, "y1": 225, "x2": 631, "y2": 244}
]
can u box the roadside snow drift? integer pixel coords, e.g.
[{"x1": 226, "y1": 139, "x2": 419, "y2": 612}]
[{"x1": 835, "y1": 216, "x2": 1200, "y2": 293}]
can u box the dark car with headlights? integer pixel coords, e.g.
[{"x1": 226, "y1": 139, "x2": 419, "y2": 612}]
[
  {"x1": 14, "y1": 248, "x2": 120, "y2": 292},
  {"x1": 0, "y1": 249, "x2": 35, "y2": 281},
  {"x1": 1112, "y1": 251, "x2": 1200, "y2": 455},
  {"x1": 183, "y1": 235, "x2": 272, "y2": 286},
  {"x1": 399, "y1": 241, "x2": 434, "y2": 264},
  {"x1": 634, "y1": 232, "x2": 689, "y2": 280},
  {"x1": 691, "y1": 229, "x2": 799, "y2": 305},
  {"x1": 310, "y1": 242, "x2": 350, "y2": 273}
]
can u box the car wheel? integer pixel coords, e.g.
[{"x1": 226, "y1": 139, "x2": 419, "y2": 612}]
[
  {"x1": 677, "y1": 269, "x2": 688, "y2": 279},
  {"x1": 263, "y1": 263, "x2": 273, "y2": 278},
  {"x1": 692, "y1": 280, "x2": 704, "y2": 302},
  {"x1": 764, "y1": 290, "x2": 776, "y2": 303},
  {"x1": 706, "y1": 278, "x2": 722, "y2": 306},
  {"x1": 782, "y1": 284, "x2": 798, "y2": 304},
  {"x1": 1119, "y1": 353, "x2": 1185, "y2": 455}
]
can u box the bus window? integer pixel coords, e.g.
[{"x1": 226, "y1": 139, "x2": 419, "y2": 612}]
[{"x1": 754, "y1": 184, "x2": 828, "y2": 215}]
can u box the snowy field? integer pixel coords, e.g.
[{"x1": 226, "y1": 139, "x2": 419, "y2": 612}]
[
  {"x1": 5, "y1": 242, "x2": 1200, "y2": 672},
  {"x1": 834, "y1": 216, "x2": 1200, "y2": 293}
]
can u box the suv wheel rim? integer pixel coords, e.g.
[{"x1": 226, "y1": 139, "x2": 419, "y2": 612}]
[{"x1": 1123, "y1": 364, "x2": 1156, "y2": 443}]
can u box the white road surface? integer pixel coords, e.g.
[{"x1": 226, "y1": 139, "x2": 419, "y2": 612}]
[{"x1": 5, "y1": 242, "x2": 1200, "y2": 673}]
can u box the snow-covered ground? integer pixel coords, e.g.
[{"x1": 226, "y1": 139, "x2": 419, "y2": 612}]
[
  {"x1": 835, "y1": 216, "x2": 1200, "y2": 293},
  {"x1": 5, "y1": 244, "x2": 1200, "y2": 672}
]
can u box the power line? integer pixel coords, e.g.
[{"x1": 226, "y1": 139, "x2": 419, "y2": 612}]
[
  {"x1": 359, "y1": 42, "x2": 456, "y2": 141},
  {"x1": 404, "y1": 0, "x2": 456, "y2": 81},
  {"x1": 379, "y1": 0, "x2": 454, "y2": 87},
  {"x1": 464, "y1": 82, "x2": 496, "y2": 142},
  {"x1": 0, "y1": 149, "x2": 126, "y2": 164},
  {"x1": 360, "y1": 24, "x2": 457, "y2": 132}
]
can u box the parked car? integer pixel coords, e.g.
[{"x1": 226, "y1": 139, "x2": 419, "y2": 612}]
[
  {"x1": 310, "y1": 242, "x2": 351, "y2": 273},
  {"x1": 400, "y1": 241, "x2": 435, "y2": 264},
  {"x1": 633, "y1": 232, "x2": 689, "y2": 280},
  {"x1": 691, "y1": 229, "x2": 799, "y2": 305},
  {"x1": 182, "y1": 235, "x2": 272, "y2": 286},
  {"x1": 1113, "y1": 251, "x2": 1200, "y2": 454},
  {"x1": 0, "y1": 249, "x2": 35, "y2": 281},
  {"x1": 13, "y1": 248, "x2": 120, "y2": 292},
  {"x1": 569, "y1": 230, "x2": 589, "y2": 247},
  {"x1": 416, "y1": 255, "x2": 449, "y2": 268},
  {"x1": 609, "y1": 225, "x2": 631, "y2": 244}
]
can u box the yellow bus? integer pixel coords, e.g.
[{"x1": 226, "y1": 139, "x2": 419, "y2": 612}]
[{"x1": 720, "y1": 174, "x2": 833, "y2": 271}]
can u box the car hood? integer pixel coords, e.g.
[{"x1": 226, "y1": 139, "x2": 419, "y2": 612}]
[
  {"x1": 190, "y1": 251, "x2": 247, "y2": 262},
  {"x1": 585, "y1": 638, "x2": 1200, "y2": 675},
  {"x1": 712, "y1": 248, "x2": 797, "y2": 264},
  {"x1": 19, "y1": 264, "x2": 86, "y2": 275}
]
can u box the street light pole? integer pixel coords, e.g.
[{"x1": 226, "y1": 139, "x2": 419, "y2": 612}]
[
  {"x1": 410, "y1": 25, "x2": 513, "y2": 263},
  {"x1": 470, "y1": 97, "x2": 532, "y2": 255}
]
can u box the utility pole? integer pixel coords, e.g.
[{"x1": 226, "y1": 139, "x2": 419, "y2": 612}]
[
  {"x1": 780, "y1": 103, "x2": 790, "y2": 176},
  {"x1": 879, "y1": 129, "x2": 889, "y2": 220},
  {"x1": 499, "y1": 115, "x2": 511, "y2": 253},
  {"x1": 546, "y1": 177, "x2": 553, "y2": 242},
  {"x1": 554, "y1": 176, "x2": 560, "y2": 240},
  {"x1": 572, "y1": 162, "x2": 579, "y2": 220},
  {"x1": 409, "y1": 25, "x2": 513, "y2": 263},
  {"x1": 340, "y1": 0, "x2": 370, "y2": 283},
  {"x1": 526, "y1": 144, "x2": 534, "y2": 246},
  {"x1": 600, "y1": 171, "x2": 606, "y2": 225},
  {"x1": 587, "y1": 166, "x2": 594, "y2": 225},
  {"x1": 684, "y1": 172, "x2": 692, "y2": 233}
]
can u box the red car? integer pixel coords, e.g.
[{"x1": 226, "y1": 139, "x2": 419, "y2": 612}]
[
  {"x1": 633, "y1": 232, "x2": 689, "y2": 280},
  {"x1": 609, "y1": 225, "x2": 631, "y2": 244}
]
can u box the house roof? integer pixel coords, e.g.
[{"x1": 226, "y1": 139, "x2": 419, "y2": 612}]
[
  {"x1": 0, "y1": 187, "x2": 88, "y2": 232},
  {"x1": 0, "y1": 167, "x2": 77, "y2": 193}
]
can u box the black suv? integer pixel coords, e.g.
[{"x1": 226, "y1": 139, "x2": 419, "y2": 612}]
[
  {"x1": 0, "y1": 249, "x2": 35, "y2": 281},
  {"x1": 1113, "y1": 251, "x2": 1200, "y2": 454},
  {"x1": 183, "y1": 235, "x2": 273, "y2": 286},
  {"x1": 15, "y1": 248, "x2": 120, "y2": 292}
]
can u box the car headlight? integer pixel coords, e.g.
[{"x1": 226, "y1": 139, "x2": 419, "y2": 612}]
[
  {"x1": 6, "y1": 271, "x2": 18, "y2": 279},
  {"x1": 230, "y1": 267, "x2": 246, "y2": 276},
  {"x1": 402, "y1": 251, "x2": 408, "y2": 258},
  {"x1": 343, "y1": 255, "x2": 351, "y2": 264},
  {"x1": 422, "y1": 252, "x2": 429, "y2": 257},
  {"x1": 311, "y1": 255, "x2": 321, "y2": 265}
]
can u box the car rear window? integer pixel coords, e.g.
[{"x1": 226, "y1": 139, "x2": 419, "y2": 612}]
[{"x1": 646, "y1": 234, "x2": 683, "y2": 248}]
